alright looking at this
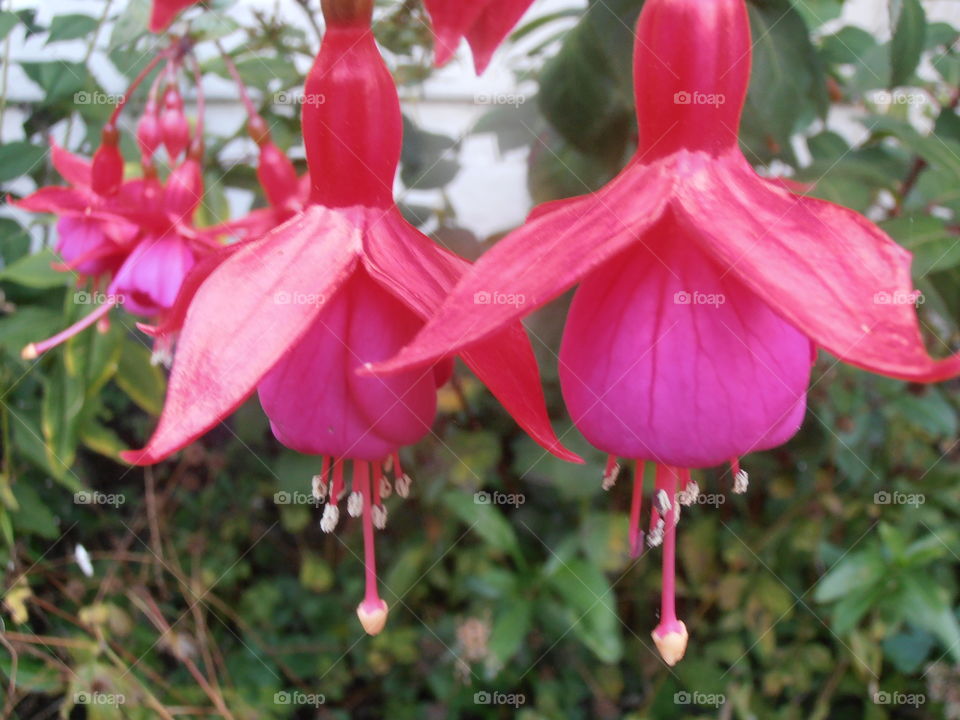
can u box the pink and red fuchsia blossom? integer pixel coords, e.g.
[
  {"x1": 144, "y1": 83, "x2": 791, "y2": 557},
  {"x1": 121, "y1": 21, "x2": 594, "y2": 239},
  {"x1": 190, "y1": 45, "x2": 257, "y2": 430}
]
[
  {"x1": 376, "y1": 0, "x2": 960, "y2": 664},
  {"x1": 123, "y1": 0, "x2": 578, "y2": 636},
  {"x1": 15, "y1": 44, "x2": 217, "y2": 363}
]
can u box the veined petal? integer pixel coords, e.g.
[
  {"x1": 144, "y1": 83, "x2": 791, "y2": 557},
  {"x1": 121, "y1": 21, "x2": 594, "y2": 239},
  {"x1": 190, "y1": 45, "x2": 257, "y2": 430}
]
[
  {"x1": 122, "y1": 206, "x2": 361, "y2": 465},
  {"x1": 559, "y1": 213, "x2": 811, "y2": 468},
  {"x1": 675, "y1": 152, "x2": 960, "y2": 382},
  {"x1": 363, "y1": 210, "x2": 581, "y2": 462},
  {"x1": 422, "y1": 0, "x2": 486, "y2": 68},
  {"x1": 377, "y1": 160, "x2": 673, "y2": 373}
]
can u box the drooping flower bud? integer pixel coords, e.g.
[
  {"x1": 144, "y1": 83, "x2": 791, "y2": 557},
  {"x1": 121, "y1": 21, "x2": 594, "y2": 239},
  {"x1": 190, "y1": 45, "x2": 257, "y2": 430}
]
[
  {"x1": 137, "y1": 99, "x2": 162, "y2": 159},
  {"x1": 91, "y1": 126, "x2": 124, "y2": 197},
  {"x1": 160, "y1": 85, "x2": 190, "y2": 160}
]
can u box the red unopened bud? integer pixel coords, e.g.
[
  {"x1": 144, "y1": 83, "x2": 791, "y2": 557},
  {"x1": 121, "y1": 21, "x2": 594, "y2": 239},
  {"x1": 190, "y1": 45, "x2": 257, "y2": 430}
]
[
  {"x1": 137, "y1": 100, "x2": 162, "y2": 159},
  {"x1": 257, "y1": 142, "x2": 299, "y2": 208},
  {"x1": 160, "y1": 86, "x2": 190, "y2": 160},
  {"x1": 91, "y1": 126, "x2": 124, "y2": 196}
]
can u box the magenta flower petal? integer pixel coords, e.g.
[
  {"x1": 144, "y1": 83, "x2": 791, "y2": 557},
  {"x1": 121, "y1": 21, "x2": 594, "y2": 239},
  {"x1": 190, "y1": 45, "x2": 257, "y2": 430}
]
[
  {"x1": 559, "y1": 214, "x2": 812, "y2": 468},
  {"x1": 259, "y1": 269, "x2": 437, "y2": 460},
  {"x1": 108, "y1": 234, "x2": 197, "y2": 316}
]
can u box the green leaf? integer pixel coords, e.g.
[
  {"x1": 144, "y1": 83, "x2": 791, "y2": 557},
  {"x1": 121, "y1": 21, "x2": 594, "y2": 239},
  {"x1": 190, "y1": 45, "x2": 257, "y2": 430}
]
[
  {"x1": 882, "y1": 213, "x2": 960, "y2": 276},
  {"x1": 742, "y1": 0, "x2": 828, "y2": 164},
  {"x1": 442, "y1": 490, "x2": 520, "y2": 555},
  {"x1": 0, "y1": 307, "x2": 63, "y2": 358},
  {"x1": 0, "y1": 142, "x2": 47, "y2": 182},
  {"x1": 538, "y1": 0, "x2": 638, "y2": 163},
  {"x1": 0, "y1": 218, "x2": 31, "y2": 265},
  {"x1": 888, "y1": 389, "x2": 958, "y2": 438},
  {"x1": 0, "y1": 249, "x2": 68, "y2": 289},
  {"x1": 899, "y1": 578, "x2": 960, "y2": 663},
  {"x1": 489, "y1": 597, "x2": 532, "y2": 665},
  {"x1": 546, "y1": 557, "x2": 623, "y2": 663},
  {"x1": 813, "y1": 548, "x2": 885, "y2": 603},
  {"x1": 46, "y1": 14, "x2": 98, "y2": 44},
  {"x1": 20, "y1": 61, "x2": 88, "y2": 104},
  {"x1": 0, "y1": 11, "x2": 19, "y2": 41},
  {"x1": 890, "y1": 0, "x2": 927, "y2": 87},
  {"x1": 80, "y1": 421, "x2": 127, "y2": 461},
  {"x1": 114, "y1": 338, "x2": 166, "y2": 415},
  {"x1": 108, "y1": 0, "x2": 149, "y2": 50}
]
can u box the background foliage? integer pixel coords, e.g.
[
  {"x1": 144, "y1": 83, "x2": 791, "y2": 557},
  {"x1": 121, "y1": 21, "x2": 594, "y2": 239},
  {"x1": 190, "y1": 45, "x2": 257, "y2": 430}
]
[{"x1": 0, "y1": 0, "x2": 959, "y2": 717}]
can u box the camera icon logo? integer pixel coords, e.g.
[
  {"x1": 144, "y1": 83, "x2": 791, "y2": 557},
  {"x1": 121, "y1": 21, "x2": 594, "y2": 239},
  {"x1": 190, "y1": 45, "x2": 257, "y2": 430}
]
[
  {"x1": 874, "y1": 491, "x2": 891, "y2": 505},
  {"x1": 474, "y1": 291, "x2": 492, "y2": 305},
  {"x1": 474, "y1": 691, "x2": 492, "y2": 704},
  {"x1": 674, "y1": 91, "x2": 692, "y2": 105},
  {"x1": 474, "y1": 491, "x2": 491, "y2": 505}
]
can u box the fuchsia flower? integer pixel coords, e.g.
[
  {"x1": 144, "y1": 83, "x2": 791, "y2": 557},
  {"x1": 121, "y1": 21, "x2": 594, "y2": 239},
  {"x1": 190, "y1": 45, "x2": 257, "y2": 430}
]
[
  {"x1": 123, "y1": 0, "x2": 577, "y2": 636},
  {"x1": 15, "y1": 140, "x2": 137, "y2": 278},
  {"x1": 149, "y1": 0, "x2": 198, "y2": 32},
  {"x1": 377, "y1": 0, "x2": 960, "y2": 663},
  {"x1": 423, "y1": 0, "x2": 534, "y2": 73},
  {"x1": 16, "y1": 48, "x2": 215, "y2": 361}
]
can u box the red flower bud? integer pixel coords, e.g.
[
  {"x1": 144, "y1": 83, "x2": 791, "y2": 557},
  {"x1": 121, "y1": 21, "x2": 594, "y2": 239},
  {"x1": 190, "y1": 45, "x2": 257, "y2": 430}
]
[
  {"x1": 137, "y1": 100, "x2": 162, "y2": 159},
  {"x1": 91, "y1": 126, "x2": 124, "y2": 196},
  {"x1": 160, "y1": 86, "x2": 190, "y2": 160}
]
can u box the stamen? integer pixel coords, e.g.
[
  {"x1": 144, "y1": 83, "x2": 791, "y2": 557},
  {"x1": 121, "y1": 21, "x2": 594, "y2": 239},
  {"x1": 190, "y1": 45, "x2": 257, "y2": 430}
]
[
  {"x1": 372, "y1": 504, "x2": 387, "y2": 530},
  {"x1": 21, "y1": 299, "x2": 116, "y2": 360},
  {"x1": 647, "y1": 518, "x2": 665, "y2": 548},
  {"x1": 677, "y1": 477, "x2": 700, "y2": 507},
  {"x1": 347, "y1": 491, "x2": 363, "y2": 518},
  {"x1": 355, "y1": 460, "x2": 388, "y2": 635},
  {"x1": 320, "y1": 503, "x2": 340, "y2": 533},
  {"x1": 602, "y1": 455, "x2": 621, "y2": 491},
  {"x1": 380, "y1": 475, "x2": 393, "y2": 499},
  {"x1": 655, "y1": 488, "x2": 671, "y2": 516},
  {"x1": 392, "y1": 452, "x2": 411, "y2": 498},
  {"x1": 372, "y1": 462, "x2": 387, "y2": 529},
  {"x1": 312, "y1": 456, "x2": 330, "y2": 502},
  {"x1": 731, "y1": 458, "x2": 749, "y2": 494},
  {"x1": 629, "y1": 461, "x2": 645, "y2": 558},
  {"x1": 651, "y1": 465, "x2": 688, "y2": 666}
]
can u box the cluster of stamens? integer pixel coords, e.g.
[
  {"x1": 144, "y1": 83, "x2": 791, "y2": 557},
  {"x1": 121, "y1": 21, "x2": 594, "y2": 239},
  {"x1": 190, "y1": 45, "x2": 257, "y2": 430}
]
[
  {"x1": 612, "y1": 455, "x2": 750, "y2": 666},
  {"x1": 310, "y1": 452, "x2": 412, "y2": 636}
]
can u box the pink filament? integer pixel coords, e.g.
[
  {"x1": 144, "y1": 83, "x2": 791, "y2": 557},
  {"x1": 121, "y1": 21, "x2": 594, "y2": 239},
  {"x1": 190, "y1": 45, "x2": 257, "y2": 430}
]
[
  {"x1": 657, "y1": 464, "x2": 680, "y2": 628},
  {"x1": 629, "y1": 461, "x2": 644, "y2": 558},
  {"x1": 24, "y1": 299, "x2": 116, "y2": 358},
  {"x1": 332, "y1": 460, "x2": 344, "y2": 502},
  {"x1": 356, "y1": 460, "x2": 381, "y2": 606}
]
